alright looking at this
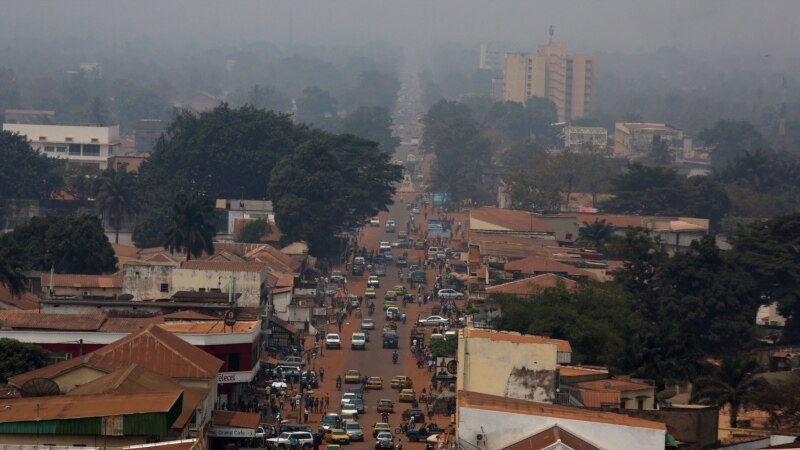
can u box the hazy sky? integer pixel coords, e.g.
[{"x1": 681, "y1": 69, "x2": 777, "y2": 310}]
[{"x1": 2, "y1": 0, "x2": 799, "y2": 60}]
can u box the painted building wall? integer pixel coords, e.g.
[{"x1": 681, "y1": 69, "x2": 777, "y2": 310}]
[
  {"x1": 170, "y1": 268, "x2": 265, "y2": 307},
  {"x1": 52, "y1": 366, "x2": 107, "y2": 393},
  {"x1": 123, "y1": 264, "x2": 178, "y2": 301},
  {"x1": 457, "y1": 406, "x2": 665, "y2": 450},
  {"x1": 457, "y1": 336, "x2": 558, "y2": 402}
]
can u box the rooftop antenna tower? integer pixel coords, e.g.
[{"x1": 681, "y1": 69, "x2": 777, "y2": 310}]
[{"x1": 549, "y1": 25, "x2": 555, "y2": 44}]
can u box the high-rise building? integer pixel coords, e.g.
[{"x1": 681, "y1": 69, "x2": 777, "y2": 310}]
[{"x1": 503, "y1": 42, "x2": 595, "y2": 122}]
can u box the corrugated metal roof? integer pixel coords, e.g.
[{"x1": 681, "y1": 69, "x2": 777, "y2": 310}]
[
  {"x1": 39, "y1": 272, "x2": 122, "y2": 289},
  {"x1": 180, "y1": 260, "x2": 266, "y2": 273},
  {"x1": 486, "y1": 274, "x2": 577, "y2": 295},
  {"x1": 9, "y1": 325, "x2": 223, "y2": 386},
  {"x1": 503, "y1": 426, "x2": 601, "y2": 450},
  {"x1": 0, "y1": 391, "x2": 181, "y2": 422},
  {"x1": 0, "y1": 310, "x2": 107, "y2": 331},
  {"x1": 462, "y1": 328, "x2": 572, "y2": 353},
  {"x1": 213, "y1": 410, "x2": 261, "y2": 429},
  {"x1": 470, "y1": 208, "x2": 556, "y2": 233}
]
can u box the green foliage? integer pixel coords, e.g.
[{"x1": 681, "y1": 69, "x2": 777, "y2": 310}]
[
  {"x1": 0, "y1": 68, "x2": 21, "y2": 111},
  {"x1": 269, "y1": 137, "x2": 346, "y2": 252},
  {"x1": 491, "y1": 283, "x2": 637, "y2": 369},
  {"x1": 244, "y1": 84, "x2": 291, "y2": 113},
  {"x1": 0, "y1": 338, "x2": 50, "y2": 383},
  {"x1": 236, "y1": 219, "x2": 271, "y2": 244},
  {"x1": 699, "y1": 120, "x2": 767, "y2": 168},
  {"x1": 95, "y1": 166, "x2": 141, "y2": 244},
  {"x1": 295, "y1": 86, "x2": 340, "y2": 132},
  {"x1": 138, "y1": 104, "x2": 300, "y2": 203},
  {"x1": 428, "y1": 337, "x2": 457, "y2": 357},
  {"x1": 0, "y1": 130, "x2": 63, "y2": 201},
  {"x1": 132, "y1": 208, "x2": 171, "y2": 249},
  {"x1": 0, "y1": 253, "x2": 26, "y2": 297},
  {"x1": 579, "y1": 219, "x2": 614, "y2": 248},
  {"x1": 728, "y1": 214, "x2": 800, "y2": 341},
  {"x1": 342, "y1": 70, "x2": 401, "y2": 112},
  {"x1": 0, "y1": 215, "x2": 117, "y2": 274},
  {"x1": 690, "y1": 356, "x2": 762, "y2": 428},
  {"x1": 164, "y1": 193, "x2": 216, "y2": 260},
  {"x1": 749, "y1": 373, "x2": 800, "y2": 429},
  {"x1": 342, "y1": 106, "x2": 400, "y2": 152},
  {"x1": 501, "y1": 140, "x2": 547, "y2": 169},
  {"x1": 505, "y1": 167, "x2": 563, "y2": 213}
]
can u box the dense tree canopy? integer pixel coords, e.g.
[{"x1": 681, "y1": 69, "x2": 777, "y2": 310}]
[
  {"x1": 699, "y1": 120, "x2": 768, "y2": 168},
  {"x1": 0, "y1": 215, "x2": 116, "y2": 274},
  {"x1": 0, "y1": 338, "x2": 49, "y2": 383},
  {"x1": 341, "y1": 106, "x2": 400, "y2": 153},
  {"x1": 164, "y1": 193, "x2": 216, "y2": 260},
  {"x1": 0, "y1": 130, "x2": 63, "y2": 201},
  {"x1": 295, "y1": 86, "x2": 340, "y2": 132},
  {"x1": 236, "y1": 219, "x2": 271, "y2": 243}
]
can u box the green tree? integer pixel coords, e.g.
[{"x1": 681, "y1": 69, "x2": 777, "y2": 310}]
[
  {"x1": 95, "y1": 166, "x2": 141, "y2": 244},
  {"x1": 164, "y1": 193, "x2": 216, "y2": 260},
  {"x1": 0, "y1": 130, "x2": 63, "y2": 201},
  {"x1": 504, "y1": 167, "x2": 563, "y2": 213},
  {"x1": 132, "y1": 208, "x2": 172, "y2": 249},
  {"x1": 602, "y1": 163, "x2": 682, "y2": 215},
  {"x1": 269, "y1": 138, "x2": 346, "y2": 252},
  {"x1": 690, "y1": 356, "x2": 762, "y2": 428},
  {"x1": 236, "y1": 219, "x2": 272, "y2": 243},
  {"x1": 0, "y1": 338, "x2": 50, "y2": 383},
  {"x1": 0, "y1": 68, "x2": 21, "y2": 111},
  {"x1": 579, "y1": 219, "x2": 614, "y2": 248},
  {"x1": 644, "y1": 139, "x2": 674, "y2": 166},
  {"x1": 245, "y1": 84, "x2": 291, "y2": 113},
  {"x1": 698, "y1": 120, "x2": 767, "y2": 168},
  {"x1": 500, "y1": 140, "x2": 547, "y2": 168},
  {"x1": 295, "y1": 86, "x2": 340, "y2": 132},
  {"x1": 341, "y1": 106, "x2": 400, "y2": 152},
  {"x1": 0, "y1": 254, "x2": 26, "y2": 297},
  {"x1": 343, "y1": 70, "x2": 400, "y2": 112},
  {"x1": 0, "y1": 215, "x2": 117, "y2": 274}
]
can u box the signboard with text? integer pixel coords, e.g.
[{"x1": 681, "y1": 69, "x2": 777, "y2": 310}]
[
  {"x1": 434, "y1": 357, "x2": 457, "y2": 380},
  {"x1": 217, "y1": 364, "x2": 258, "y2": 384},
  {"x1": 210, "y1": 426, "x2": 255, "y2": 438}
]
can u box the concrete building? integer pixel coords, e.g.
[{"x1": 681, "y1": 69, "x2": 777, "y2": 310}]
[
  {"x1": 564, "y1": 126, "x2": 607, "y2": 150},
  {"x1": 171, "y1": 261, "x2": 268, "y2": 308},
  {"x1": 613, "y1": 122, "x2": 689, "y2": 160},
  {"x1": 457, "y1": 391, "x2": 666, "y2": 450},
  {"x1": 2, "y1": 123, "x2": 122, "y2": 171},
  {"x1": 503, "y1": 43, "x2": 596, "y2": 121},
  {"x1": 135, "y1": 119, "x2": 168, "y2": 154},
  {"x1": 456, "y1": 328, "x2": 571, "y2": 403}
]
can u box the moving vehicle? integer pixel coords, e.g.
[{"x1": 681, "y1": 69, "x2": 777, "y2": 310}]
[
  {"x1": 417, "y1": 315, "x2": 449, "y2": 327},
  {"x1": 405, "y1": 423, "x2": 445, "y2": 442},
  {"x1": 392, "y1": 285, "x2": 408, "y2": 296},
  {"x1": 361, "y1": 318, "x2": 375, "y2": 330},
  {"x1": 402, "y1": 408, "x2": 426, "y2": 423},
  {"x1": 411, "y1": 270, "x2": 426, "y2": 283},
  {"x1": 351, "y1": 332, "x2": 367, "y2": 350},
  {"x1": 344, "y1": 421, "x2": 364, "y2": 441},
  {"x1": 326, "y1": 333, "x2": 342, "y2": 349},
  {"x1": 399, "y1": 389, "x2": 416, "y2": 402},
  {"x1": 379, "y1": 241, "x2": 391, "y2": 251},
  {"x1": 326, "y1": 428, "x2": 350, "y2": 444},
  {"x1": 374, "y1": 264, "x2": 386, "y2": 276},
  {"x1": 373, "y1": 422, "x2": 392, "y2": 437},
  {"x1": 427, "y1": 247, "x2": 441, "y2": 261},
  {"x1": 391, "y1": 375, "x2": 413, "y2": 389},
  {"x1": 376, "y1": 398, "x2": 395, "y2": 413},
  {"x1": 375, "y1": 431, "x2": 394, "y2": 449},
  {"x1": 384, "y1": 290, "x2": 397, "y2": 300},
  {"x1": 267, "y1": 431, "x2": 315, "y2": 450},
  {"x1": 349, "y1": 397, "x2": 366, "y2": 414},
  {"x1": 386, "y1": 306, "x2": 400, "y2": 321},
  {"x1": 330, "y1": 270, "x2": 345, "y2": 283},
  {"x1": 365, "y1": 287, "x2": 377, "y2": 299},
  {"x1": 345, "y1": 370, "x2": 361, "y2": 384},
  {"x1": 368, "y1": 276, "x2": 380, "y2": 288},
  {"x1": 438, "y1": 288, "x2": 464, "y2": 299},
  {"x1": 341, "y1": 393, "x2": 358, "y2": 407},
  {"x1": 366, "y1": 376, "x2": 384, "y2": 390},
  {"x1": 370, "y1": 217, "x2": 380, "y2": 226},
  {"x1": 383, "y1": 300, "x2": 397, "y2": 311},
  {"x1": 318, "y1": 413, "x2": 341, "y2": 433},
  {"x1": 396, "y1": 255, "x2": 407, "y2": 267},
  {"x1": 385, "y1": 220, "x2": 396, "y2": 233},
  {"x1": 382, "y1": 332, "x2": 399, "y2": 349},
  {"x1": 278, "y1": 356, "x2": 304, "y2": 367}
]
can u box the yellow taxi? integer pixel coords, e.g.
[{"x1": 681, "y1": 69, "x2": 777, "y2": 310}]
[
  {"x1": 392, "y1": 285, "x2": 407, "y2": 296},
  {"x1": 399, "y1": 389, "x2": 416, "y2": 402},
  {"x1": 376, "y1": 398, "x2": 394, "y2": 413},
  {"x1": 366, "y1": 376, "x2": 383, "y2": 390},
  {"x1": 365, "y1": 287, "x2": 376, "y2": 299},
  {"x1": 344, "y1": 369, "x2": 361, "y2": 384},
  {"x1": 383, "y1": 300, "x2": 397, "y2": 311},
  {"x1": 326, "y1": 428, "x2": 350, "y2": 444},
  {"x1": 384, "y1": 290, "x2": 397, "y2": 300},
  {"x1": 391, "y1": 376, "x2": 413, "y2": 389},
  {"x1": 373, "y1": 422, "x2": 392, "y2": 437}
]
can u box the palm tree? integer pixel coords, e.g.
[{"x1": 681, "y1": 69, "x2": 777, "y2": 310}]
[
  {"x1": 164, "y1": 193, "x2": 216, "y2": 260},
  {"x1": 95, "y1": 166, "x2": 141, "y2": 244},
  {"x1": 0, "y1": 255, "x2": 26, "y2": 297},
  {"x1": 579, "y1": 219, "x2": 614, "y2": 248},
  {"x1": 690, "y1": 356, "x2": 762, "y2": 428}
]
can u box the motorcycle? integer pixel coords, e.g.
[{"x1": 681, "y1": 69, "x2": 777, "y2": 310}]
[{"x1": 392, "y1": 351, "x2": 399, "y2": 364}]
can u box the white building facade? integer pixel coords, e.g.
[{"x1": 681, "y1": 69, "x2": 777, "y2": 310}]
[{"x1": 3, "y1": 123, "x2": 121, "y2": 171}]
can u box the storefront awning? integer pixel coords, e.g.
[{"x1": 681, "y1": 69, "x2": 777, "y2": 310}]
[{"x1": 210, "y1": 410, "x2": 261, "y2": 438}]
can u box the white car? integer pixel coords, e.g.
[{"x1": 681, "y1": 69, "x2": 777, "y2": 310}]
[
  {"x1": 361, "y1": 318, "x2": 375, "y2": 330},
  {"x1": 341, "y1": 392, "x2": 358, "y2": 407},
  {"x1": 351, "y1": 332, "x2": 367, "y2": 350},
  {"x1": 438, "y1": 288, "x2": 464, "y2": 299},
  {"x1": 326, "y1": 333, "x2": 341, "y2": 349},
  {"x1": 267, "y1": 432, "x2": 314, "y2": 449},
  {"x1": 368, "y1": 276, "x2": 380, "y2": 288},
  {"x1": 417, "y1": 315, "x2": 449, "y2": 327},
  {"x1": 379, "y1": 241, "x2": 391, "y2": 251},
  {"x1": 370, "y1": 217, "x2": 380, "y2": 226}
]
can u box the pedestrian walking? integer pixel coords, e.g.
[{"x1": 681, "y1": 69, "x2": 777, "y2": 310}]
[
  {"x1": 303, "y1": 407, "x2": 309, "y2": 423},
  {"x1": 319, "y1": 367, "x2": 325, "y2": 382},
  {"x1": 325, "y1": 394, "x2": 330, "y2": 410}
]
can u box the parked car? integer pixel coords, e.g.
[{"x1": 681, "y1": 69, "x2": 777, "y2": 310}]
[
  {"x1": 417, "y1": 315, "x2": 449, "y2": 327},
  {"x1": 279, "y1": 424, "x2": 323, "y2": 445},
  {"x1": 385, "y1": 220, "x2": 396, "y2": 233},
  {"x1": 326, "y1": 333, "x2": 341, "y2": 349},
  {"x1": 275, "y1": 365, "x2": 301, "y2": 381},
  {"x1": 437, "y1": 288, "x2": 464, "y2": 299},
  {"x1": 405, "y1": 423, "x2": 445, "y2": 442},
  {"x1": 330, "y1": 271, "x2": 345, "y2": 283},
  {"x1": 279, "y1": 356, "x2": 304, "y2": 367},
  {"x1": 267, "y1": 431, "x2": 314, "y2": 450}
]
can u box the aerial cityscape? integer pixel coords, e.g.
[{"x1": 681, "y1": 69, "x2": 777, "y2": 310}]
[{"x1": 1, "y1": 1, "x2": 800, "y2": 449}]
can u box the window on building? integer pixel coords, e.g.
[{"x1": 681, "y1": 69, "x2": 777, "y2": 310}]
[
  {"x1": 68, "y1": 144, "x2": 82, "y2": 155},
  {"x1": 65, "y1": 137, "x2": 73, "y2": 142},
  {"x1": 160, "y1": 283, "x2": 169, "y2": 292},
  {"x1": 228, "y1": 352, "x2": 241, "y2": 371},
  {"x1": 56, "y1": 146, "x2": 67, "y2": 153},
  {"x1": 39, "y1": 136, "x2": 47, "y2": 141},
  {"x1": 44, "y1": 146, "x2": 55, "y2": 152},
  {"x1": 82, "y1": 144, "x2": 100, "y2": 156},
  {"x1": 620, "y1": 400, "x2": 627, "y2": 409},
  {"x1": 637, "y1": 399, "x2": 645, "y2": 410},
  {"x1": 91, "y1": 138, "x2": 99, "y2": 143},
  {"x1": 565, "y1": 233, "x2": 573, "y2": 240}
]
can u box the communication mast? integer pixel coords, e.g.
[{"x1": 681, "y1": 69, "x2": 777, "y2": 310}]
[{"x1": 549, "y1": 25, "x2": 555, "y2": 43}]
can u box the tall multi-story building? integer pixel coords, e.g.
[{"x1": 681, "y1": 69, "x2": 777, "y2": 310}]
[
  {"x1": 2, "y1": 122, "x2": 121, "y2": 171},
  {"x1": 503, "y1": 42, "x2": 595, "y2": 122}
]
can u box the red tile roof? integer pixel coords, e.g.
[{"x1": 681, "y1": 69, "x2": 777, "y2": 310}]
[
  {"x1": 163, "y1": 310, "x2": 221, "y2": 321},
  {"x1": 503, "y1": 426, "x2": 601, "y2": 450},
  {"x1": 486, "y1": 274, "x2": 577, "y2": 295},
  {"x1": 574, "y1": 214, "x2": 645, "y2": 229},
  {"x1": 0, "y1": 391, "x2": 182, "y2": 422},
  {"x1": 40, "y1": 272, "x2": 122, "y2": 289},
  {"x1": 0, "y1": 310, "x2": 107, "y2": 331},
  {"x1": 9, "y1": 324, "x2": 223, "y2": 386},
  {"x1": 213, "y1": 410, "x2": 261, "y2": 429},
  {"x1": 462, "y1": 327, "x2": 572, "y2": 353},
  {"x1": 180, "y1": 260, "x2": 266, "y2": 273},
  {"x1": 458, "y1": 391, "x2": 664, "y2": 430},
  {"x1": 504, "y1": 256, "x2": 590, "y2": 277},
  {"x1": 0, "y1": 286, "x2": 39, "y2": 310},
  {"x1": 470, "y1": 208, "x2": 556, "y2": 233}
]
